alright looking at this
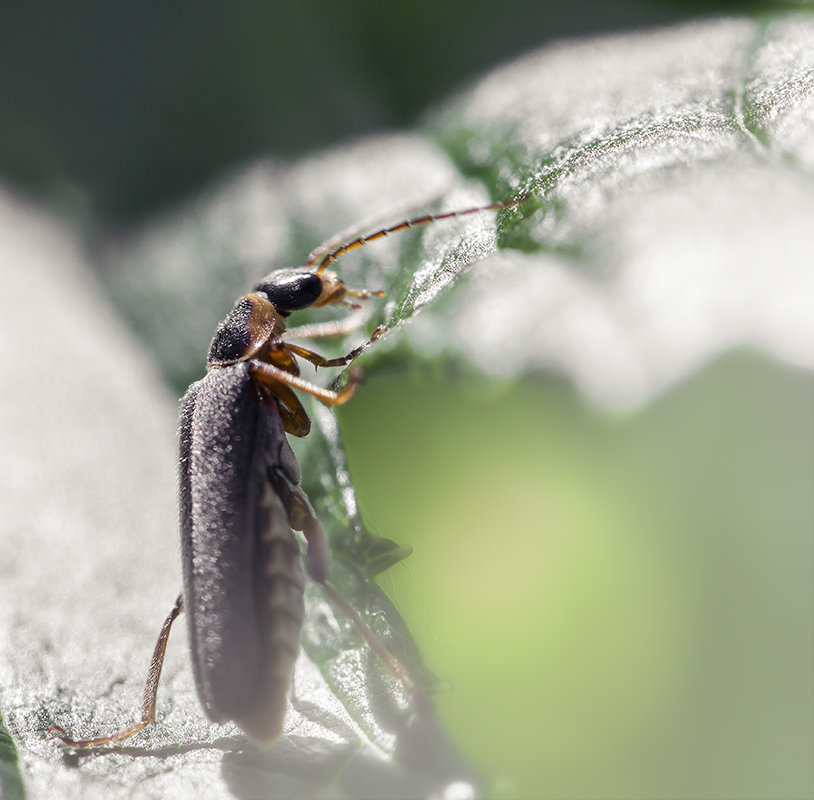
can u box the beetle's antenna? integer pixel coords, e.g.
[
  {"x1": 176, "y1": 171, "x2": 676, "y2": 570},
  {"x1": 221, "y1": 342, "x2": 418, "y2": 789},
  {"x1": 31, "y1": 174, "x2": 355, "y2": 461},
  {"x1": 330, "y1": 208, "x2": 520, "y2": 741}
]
[{"x1": 313, "y1": 195, "x2": 528, "y2": 275}]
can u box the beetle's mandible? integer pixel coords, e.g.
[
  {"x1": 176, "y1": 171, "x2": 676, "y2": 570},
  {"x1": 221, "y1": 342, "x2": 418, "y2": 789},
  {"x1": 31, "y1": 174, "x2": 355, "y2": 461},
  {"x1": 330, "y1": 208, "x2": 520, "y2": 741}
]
[{"x1": 49, "y1": 194, "x2": 525, "y2": 748}]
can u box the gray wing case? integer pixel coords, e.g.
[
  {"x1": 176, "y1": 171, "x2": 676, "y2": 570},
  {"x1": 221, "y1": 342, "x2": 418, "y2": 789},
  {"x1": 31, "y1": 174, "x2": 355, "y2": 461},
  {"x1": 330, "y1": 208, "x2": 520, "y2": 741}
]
[{"x1": 178, "y1": 362, "x2": 307, "y2": 742}]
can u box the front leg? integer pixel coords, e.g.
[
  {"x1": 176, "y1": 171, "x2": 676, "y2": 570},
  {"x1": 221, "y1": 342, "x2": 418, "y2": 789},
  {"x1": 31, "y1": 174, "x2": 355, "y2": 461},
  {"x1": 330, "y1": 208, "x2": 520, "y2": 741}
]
[
  {"x1": 284, "y1": 325, "x2": 386, "y2": 370},
  {"x1": 250, "y1": 360, "x2": 362, "y2": 407},
  {"x1": 285, "y1": 310, "x2": 369, "y2": 342}
]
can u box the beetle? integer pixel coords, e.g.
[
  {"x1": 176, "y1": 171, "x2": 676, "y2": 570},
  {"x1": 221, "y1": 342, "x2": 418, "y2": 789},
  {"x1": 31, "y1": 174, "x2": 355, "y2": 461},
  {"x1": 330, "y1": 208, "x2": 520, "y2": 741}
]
[{"x1": 49, "y1": 194, "x2": 526, "y2": 747}]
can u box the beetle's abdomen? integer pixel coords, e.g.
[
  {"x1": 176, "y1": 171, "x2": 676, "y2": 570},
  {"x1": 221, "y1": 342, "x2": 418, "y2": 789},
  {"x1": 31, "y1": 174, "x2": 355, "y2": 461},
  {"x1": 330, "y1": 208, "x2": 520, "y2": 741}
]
[
  {"x1": 179, "y1": 363, "x2": 305, "y2": 742},
  {"x1": 236, "y1": 481, "x2": 306, "y2": 742}
]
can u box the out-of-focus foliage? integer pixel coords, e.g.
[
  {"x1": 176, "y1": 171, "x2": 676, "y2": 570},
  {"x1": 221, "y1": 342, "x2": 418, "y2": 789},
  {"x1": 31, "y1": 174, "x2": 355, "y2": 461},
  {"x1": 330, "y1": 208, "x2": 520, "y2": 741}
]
[{"x1": 0, "y1": 0, "x2": 806, "y2": 219}]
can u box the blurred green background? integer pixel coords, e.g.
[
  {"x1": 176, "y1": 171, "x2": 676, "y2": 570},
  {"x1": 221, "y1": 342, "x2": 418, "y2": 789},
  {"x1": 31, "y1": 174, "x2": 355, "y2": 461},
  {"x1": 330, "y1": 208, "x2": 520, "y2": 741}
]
[
  {"x1": 339, "y1": 355, "x2": 813, "y2": 799},
  {"x1": 0, "y1": 0, "x2": 804, "y2": 222},
  {"x1": 2, "y1": 2, "x2": 811, "y2": 799}
]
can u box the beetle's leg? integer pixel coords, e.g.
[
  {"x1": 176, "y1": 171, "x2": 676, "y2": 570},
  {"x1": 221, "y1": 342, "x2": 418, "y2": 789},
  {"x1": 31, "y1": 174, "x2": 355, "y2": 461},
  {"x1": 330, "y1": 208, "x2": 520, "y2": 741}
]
[
  {"x1": 337, "y1": 288, "x2": 386, "y2": 310},
  {"x1": 287, "y1": 492, "x2": 423, "y2": 703},
  {"x1": 249, "y1": 360, "x2": 362, "y2": 407},
  {"x1": 285, "y1": 312, "x2": 369, "y2": 341},
  {"x1": 344, "y1": 287, "x2": 385, "y2": 301},
  {"x1": 49, "y1": 595, "x2": 184, "y2": 748},
  {"x1": 315, "y1": 287, "x2": 385, "y2": 311},
  {"x1": 287, "y1": 493, "x2": 331, "y2": 583},
  {"x1": 259, "y1": 379, "x2": 312, "y2": 438},
  {"x1": 284, "y1": 325, "x2": 386, "y2": 370},
  {"x1": 320, "y1": 580, "x2": 421, "y2": 700}
]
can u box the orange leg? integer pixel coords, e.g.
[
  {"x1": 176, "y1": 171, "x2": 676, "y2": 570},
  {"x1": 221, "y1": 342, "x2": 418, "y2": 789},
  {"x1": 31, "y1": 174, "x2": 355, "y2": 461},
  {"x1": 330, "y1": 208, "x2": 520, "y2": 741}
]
[
  {"x1": 287, "y1": 498, "x2": 429, "y2": 710},
  {"x1": 257, "y1": 375, "x2": 312, "y2": 437},
  {"x1": 249, "y1": 360, "x2": 362, "y2": 407},
  {"x1": 319, "y1": 581, "x2": 418, "y2": 698},
  {"x1": 49, "y1": 595, "x2": 184, "y2": 748},
  {"x1": 284, "y1": 325, "x2": 386, "y2": 370},
  {"x1": 285, "y1": 312, "x2": 369, "y2": 342}
]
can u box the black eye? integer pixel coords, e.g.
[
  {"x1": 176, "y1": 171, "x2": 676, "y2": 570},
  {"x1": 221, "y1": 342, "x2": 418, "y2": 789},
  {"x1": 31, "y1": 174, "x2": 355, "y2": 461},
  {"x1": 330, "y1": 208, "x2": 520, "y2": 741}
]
[{"x1": 252, "y1": 270, "x2": 323, "y2": 312}]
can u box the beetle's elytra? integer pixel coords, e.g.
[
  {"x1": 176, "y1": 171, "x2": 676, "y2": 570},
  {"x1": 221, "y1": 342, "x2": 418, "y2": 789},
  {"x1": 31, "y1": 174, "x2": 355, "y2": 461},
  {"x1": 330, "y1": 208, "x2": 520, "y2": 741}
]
[{"x1": 49, "y1": 194, "x2": 526, "y2": 748}]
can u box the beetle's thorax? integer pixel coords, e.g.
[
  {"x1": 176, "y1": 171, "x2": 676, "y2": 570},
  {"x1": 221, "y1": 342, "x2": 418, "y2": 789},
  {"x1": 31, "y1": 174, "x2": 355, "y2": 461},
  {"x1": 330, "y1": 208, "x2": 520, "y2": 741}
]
[{"x1": 207, "y1": 293, "x2": 281, "y2": 369}]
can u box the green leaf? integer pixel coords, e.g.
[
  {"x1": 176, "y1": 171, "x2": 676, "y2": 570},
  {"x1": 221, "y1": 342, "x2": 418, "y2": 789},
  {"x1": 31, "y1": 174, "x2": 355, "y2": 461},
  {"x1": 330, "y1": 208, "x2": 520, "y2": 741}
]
[{"x1": 0, "y1": 713, "x2": 24, "y2": 800}]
